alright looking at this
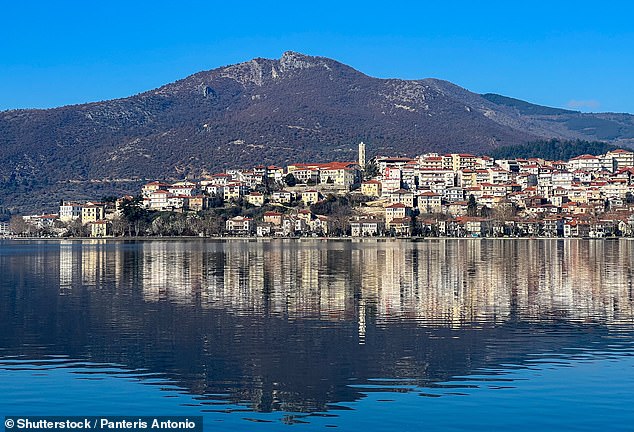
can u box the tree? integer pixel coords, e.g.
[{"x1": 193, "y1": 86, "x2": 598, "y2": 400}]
[
  {"x1": 363, "y1": 161, "x2": 380, "y2": 180},
  {"x1": 8, "y1": 215, "x2": 34, "y2": 236},
  {"x1": 120, "y1": 196, "x2": 152, "y2": 236},
  {"x1": 100, "y1": 195, "x2": 119, "y2": 204},
  {"x1": 467, "y1": 194, "x2": 478, "y2": 217},
  {"x1": 65, "y1": 219, "x2": 89, "y2": 237},
  {"x1": 284, "y1": 173, "x2": 297, "y2": 187}
]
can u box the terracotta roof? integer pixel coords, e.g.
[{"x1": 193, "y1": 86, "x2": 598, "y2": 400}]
[{"x1": 570, "y1": 154, "x2": 599, "y2": 160}]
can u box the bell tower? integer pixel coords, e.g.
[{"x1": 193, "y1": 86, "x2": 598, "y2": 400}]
[{"x1": 358, "y1": 141, "x2": 366, "y2": 168}]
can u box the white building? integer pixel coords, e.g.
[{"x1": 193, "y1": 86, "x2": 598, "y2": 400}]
[{"x1": 59, "y1": 202, "x2": 82, "y2": 222}]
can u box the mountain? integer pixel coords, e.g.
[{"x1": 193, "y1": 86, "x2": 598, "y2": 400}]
[{"x1": 2, "y1": 51, "x2": 634, "y2": 213}]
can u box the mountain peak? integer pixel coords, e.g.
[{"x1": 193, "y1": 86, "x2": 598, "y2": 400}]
[{"x1": 280, "y1": 51, "x2": 320, "y2": 71}]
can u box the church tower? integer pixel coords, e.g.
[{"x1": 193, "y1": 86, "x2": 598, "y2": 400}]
[{"x1": 358, "y1": 141, "x2": 366, "y2": 168}]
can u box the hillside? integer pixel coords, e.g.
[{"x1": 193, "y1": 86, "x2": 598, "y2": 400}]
[{"x1": 2, "y1": 51, "x2": 634, "y2": 213}]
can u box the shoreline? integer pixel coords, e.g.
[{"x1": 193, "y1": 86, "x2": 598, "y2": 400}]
[{"x1": 0, "y1": 235, "x2": 627, "y2": 242}]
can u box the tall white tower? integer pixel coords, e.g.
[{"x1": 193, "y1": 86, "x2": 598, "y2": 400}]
[{"x1": 358, "y1": 141, "x2": 366, "y2": 168}]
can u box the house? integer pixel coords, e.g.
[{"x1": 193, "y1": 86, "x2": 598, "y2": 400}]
[
  {"x1": 188, "y1": 196, "x2": 208, "y2": 212},
  {"x1": 23, "y1": 214, "x2": 59, "y2": 230},
  {"x1": 447, "y1": 201, "x2": 468, "y2": 217},
  {"x1": 450, "y1": 153, "x2": 478, "y2": 171},
  {"x1": 225, "y1": 216, "x2": 254, "y2": 235},
  {"x1": 387, "y1": 217, "x2": 411, "y2": 236},
  {"x1": 318, "y1": 162, "x2": 362, "y2": 190},
  {"x1": 271, "y1": 190, "x2": 294, "y2": 203},
  {"x1": 59, "y1": 202, "x2": 83, "y2": 222},
  {"x1": 568, "y1": 154, "x2": 602, "y2": 172},
  {"x1": 167, "y1": 181, "x2": 197, "y2": 197},
  {"x1": 361, "y1": 180, "x2": 383, "y2": 197},
  {"x1": 203, "y1": 184, "x2": 223, "y2": 197},
  {"x1": 390, "y1": 189, "x2": 415, "y2": 207},
  {"x1": 302, "y1": 190, "x2": 321, "y2": 206},
  {"x1": 81, "y1": 203, "x2": 105, "y2": 224},
  {"x1": 146, "y1": 190, "x2": 171, "y2": 210},
  {"x1": 564, "y1": 219, "x2": 591, "y2": 237},
  {"x1": 444, "y1": 187, "x2": 465, "y2": 203},
  {"x1": 166, "y1": 195, "x2": 187, "y2": 210},
  {"x1": 418, "y1": 191, "x2": 442, "y2": 213},
  {"x1": 256, "y1": 223, "x2": 273, "y2": 237},
  {"x1": 263, "y1": 211, "x2": 284, "y2": 226},
  {"x1": 142, "y1": 181, "x2": 170, "y2": 197},
  {"x1": 350, "y1": 218, "x2": 385, "y2": 237},
  {"x1": 208, "y1": 173, "x2": 232, "y2": 186},
  {"x1": 541, "y1": 217, "x2": 564, "y2": 237},
  {"x1": 385, "y1": 203, "x2": 410, "y2": 224},
  {"x1": 605, "y1": 149, "x2": 634, "y2": 171},
  {"x1": 223, "y1": 183, "x2": 248, "y2": 201},
  {"x1": 89, "y1": 220, "x2": 111, "y2": 237},
  {"x1": 246, "y1": 192, "x2": 265, "y2": 207},
  {"x1": 266, "y1": 166, "x2": 285, "y2": 182},
  {"x1": 312, "y1": 215, "x2": 331, "y2": 236}
]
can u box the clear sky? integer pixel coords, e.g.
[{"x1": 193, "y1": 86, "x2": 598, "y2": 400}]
[{"x1": 2, "y1": 0, "x2": 633, "y2": 113}]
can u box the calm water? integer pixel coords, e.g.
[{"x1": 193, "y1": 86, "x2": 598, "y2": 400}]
[{"x1": 1, "y1": 239, "x2": 634, "y2": 431}]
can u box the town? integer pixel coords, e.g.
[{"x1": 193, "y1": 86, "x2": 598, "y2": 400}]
[{"x1": 5, "y1": 143, "x2": 634, "y2": 239}]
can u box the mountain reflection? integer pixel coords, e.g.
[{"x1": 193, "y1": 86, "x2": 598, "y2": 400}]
[{"x1": 2, "y1": 239, "x2": 634, "y2": 412}]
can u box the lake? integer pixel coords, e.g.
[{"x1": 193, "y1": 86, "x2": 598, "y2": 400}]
[{"x1": 1, "y1": 239, "x2": 633, "y2": 431}]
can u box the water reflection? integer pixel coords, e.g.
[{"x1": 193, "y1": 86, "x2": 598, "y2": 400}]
[
  {"x1": 1, "y1": 239, "x2": 634, "y2": 415},
  {"x1": 54, "y1": 239, "x2": 634, "y2": 325}
]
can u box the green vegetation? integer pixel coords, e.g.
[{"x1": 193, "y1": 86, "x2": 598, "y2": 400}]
[
  {"x1": 490, "y1": 139, "x2": 620, "y2": 161},
  {"x1": 481, "y1": 93, "x2": 578, "y2": 115}
]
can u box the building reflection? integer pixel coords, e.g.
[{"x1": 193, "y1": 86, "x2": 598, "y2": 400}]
[{"x1": 63, "y1": 239, "x2": 631, "y2": 327}]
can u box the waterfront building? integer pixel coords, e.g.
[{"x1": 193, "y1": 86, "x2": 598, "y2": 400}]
[
  {"x1": 59, "y1": 201, "x2": 82, "y2": 222},
  {"x1": 81, "y1": 203, "x2": 105, "y2": 224},
  {"x1": 350, "y1": 218, "x2": 385, "y2": 237}
]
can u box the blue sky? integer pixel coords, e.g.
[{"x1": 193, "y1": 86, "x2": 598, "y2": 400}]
[{"x1": 1, "y1": 1, "x2": 633, "y2": 113}]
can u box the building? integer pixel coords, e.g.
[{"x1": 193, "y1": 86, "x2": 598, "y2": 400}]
[
  {"x1": 188, "y1": 196, "x2": 208, "y2": 212},
  {"x1": 361, "y1": 180, "x2": 382, "y2": 197},
  {"x1": 223, "y1": 183, "x2": 248, "y2": 201},
  {"x1": 568, "y1": 154, "x2": 602, "y2": 172},
  {"x1": 318, "y1": 162, "x2": 362, "y2": 190},
  {"x1": 350, "y1": 218, "x2": 385, "y2": 237},
  {"x1": 271, "y1": 191, "x2": 294, "y2": 203},
  {"x1": 358, "y1": 141, "x2": 366, "y2": 168},
  {"x1": 81, "y1": 203, "x2": 105, "y2": 224},
  {"x1": 225, "y1": 216, "x2": 254, "y2": 234},
  {"x1": 142, "y1": 181, "x2": 170, "y2": 197},
  {"x1": 385, "y1": 203, "x2": 410, "y2": 224},
  {"x1": 390, "y1": 189, "x2": 415, "y2": 207},
  {"x1": 246, "y1": 192, "x2": 265, "y2": 207},
  {"x1": 90, "y1": 220, "x2": 111, "y2": 237},
  {"x1": 59, "y1": 202, "x2": 82, "y2": 222},
  {"x1": 605, "y1": 149, "x2": 634, "y2": 171},
  {"x1": 263, "y1": 211, "x2": 284, "y2": 226},
  {"x1": 387, "y1": 217, "x2": 411, "y2": 236},
  {"x1": 302, "y1": 190, "x2": 321, "y2": 206},
  {"x1": 418, "y1": 191, "x2": 442, "y2": 213},
  {"x1": 146, "y1": 190, "x2": 171, "y2": 210}
]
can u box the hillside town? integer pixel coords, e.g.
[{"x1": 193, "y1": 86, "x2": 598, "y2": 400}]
[{"x1": 6, "y1": 143, "x2": 634, "y2": 239}]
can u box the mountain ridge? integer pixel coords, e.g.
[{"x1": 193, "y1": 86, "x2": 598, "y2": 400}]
[{"x1": 2, "y1": 51, "x2": 634, "y2": 213}]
